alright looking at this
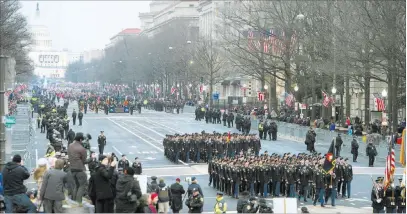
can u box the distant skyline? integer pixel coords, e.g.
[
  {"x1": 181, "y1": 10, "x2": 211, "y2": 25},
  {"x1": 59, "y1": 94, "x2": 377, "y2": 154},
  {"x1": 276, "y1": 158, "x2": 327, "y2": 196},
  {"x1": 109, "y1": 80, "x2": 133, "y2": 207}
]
[{"x1": 20, "y1": 1, "x2": 151, "y2": 52}]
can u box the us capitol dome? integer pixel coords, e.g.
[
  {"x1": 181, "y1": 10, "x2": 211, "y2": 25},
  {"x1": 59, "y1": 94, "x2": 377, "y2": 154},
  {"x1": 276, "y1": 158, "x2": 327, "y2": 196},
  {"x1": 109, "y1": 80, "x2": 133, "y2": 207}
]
[{"x1": 29, "y1": 3, "x2": 52, "y2": 52}]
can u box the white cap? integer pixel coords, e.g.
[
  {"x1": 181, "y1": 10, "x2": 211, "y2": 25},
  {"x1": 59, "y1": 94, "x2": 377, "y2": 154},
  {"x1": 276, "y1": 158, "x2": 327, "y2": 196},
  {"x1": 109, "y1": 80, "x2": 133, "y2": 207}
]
[{"x1": 38, "y1": 158, "x2": 48, "y2": 166}]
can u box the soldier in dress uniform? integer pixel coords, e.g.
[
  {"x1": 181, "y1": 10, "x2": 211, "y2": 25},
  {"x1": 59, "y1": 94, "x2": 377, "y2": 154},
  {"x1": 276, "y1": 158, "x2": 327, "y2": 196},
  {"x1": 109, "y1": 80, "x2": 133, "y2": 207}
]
[
  {"x1": 372, "y1": 177, "x2": 386, "y2": 213},
  {"x1": 132, "y1": 157, "x2": 142, "y2": 175},
  {"x1": 385, "y1": 178, "x2": 398, "y2": 213},
  {"x1": 396, "y1": 178, "x2": 406, "y2": 213},
  {"x1": 97, "y1": 131, "x2": 107, "y2": 154},
  {"x1": 342, "y1": 158, "x2": 353, "y2": 198},
  {"x1": 118, "y1": 154, "x2": 130, "y2": 170}
]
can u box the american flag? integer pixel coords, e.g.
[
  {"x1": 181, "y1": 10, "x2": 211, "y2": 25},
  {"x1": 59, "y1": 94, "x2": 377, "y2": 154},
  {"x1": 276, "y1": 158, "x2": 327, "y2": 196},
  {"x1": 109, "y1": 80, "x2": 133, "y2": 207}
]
[
  {"x1": 384, "y1": 134, "x2": 396, "y2": 190},
  {"x1": 374, "y1": 97, "x2": 385, "y2": 111},
  {"x1": 171, "y1": 87, "x2": 177, "y2": 95},
  {"x1": 285, "y1": 92, "x2": 294, "y2": 107},
  {"x1": 322, "y1": 91, "x2": 331, "y2": 107},
  {"x1": 248, "y1": 30, "x2": 255, "y2": 52}
]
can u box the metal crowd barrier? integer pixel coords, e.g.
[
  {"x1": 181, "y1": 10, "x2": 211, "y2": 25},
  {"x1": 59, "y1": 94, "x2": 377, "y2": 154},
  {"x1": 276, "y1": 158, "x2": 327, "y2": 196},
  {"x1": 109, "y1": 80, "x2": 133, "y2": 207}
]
[{"x1": 10, "y1": 103, "x2": 35, "y2": 170}]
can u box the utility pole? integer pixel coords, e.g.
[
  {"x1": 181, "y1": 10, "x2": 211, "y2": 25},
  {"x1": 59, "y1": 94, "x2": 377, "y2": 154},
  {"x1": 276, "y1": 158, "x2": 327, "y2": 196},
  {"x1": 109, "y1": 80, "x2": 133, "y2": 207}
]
[{"x1": 0, "y1": 56, "x2": 8, "y2": 171}]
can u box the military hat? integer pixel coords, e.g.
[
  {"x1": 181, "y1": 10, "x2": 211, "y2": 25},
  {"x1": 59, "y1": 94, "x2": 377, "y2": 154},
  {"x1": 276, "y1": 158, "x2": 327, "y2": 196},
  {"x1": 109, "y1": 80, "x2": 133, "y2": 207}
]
[
  {"x1": 249, "y1": 196, "x2": 257, "y2": 201},
  {"x1": 376, "y1": 177, "x2": 384, "y2": 183},
  {"x1": 216, "y1": 192, "x2": 224, "y2": 196},
  {"x1": 344, "y1": 158, "x2": 348, "y2": 161}
]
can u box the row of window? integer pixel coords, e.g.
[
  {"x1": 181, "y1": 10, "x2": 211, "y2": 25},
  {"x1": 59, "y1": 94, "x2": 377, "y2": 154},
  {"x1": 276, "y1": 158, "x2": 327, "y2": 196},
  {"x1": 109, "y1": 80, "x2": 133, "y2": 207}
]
[
  {"x1": 31, "y1": 32, "x2": 49, "y2": 37},
  {"x1": 33, "y1": 40, "x2": 52, "y2": 47}
]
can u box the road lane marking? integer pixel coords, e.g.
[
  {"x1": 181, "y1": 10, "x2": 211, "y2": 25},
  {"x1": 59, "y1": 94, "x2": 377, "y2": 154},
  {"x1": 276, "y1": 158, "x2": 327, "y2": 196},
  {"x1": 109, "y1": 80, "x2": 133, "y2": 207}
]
[
  {"x1": 112, "y1": 146, "x2": 123, "y2": 156},
  {"x1": 108, "y1": 118, "x2": 164, "y2": 152},
  {"x1": 143, "y1": 166, "x2": 190, "y2": 170},
  {"x1": 144, "y1": 119, "x2": 183, "y2": 134},
  {"x1": 129, "y1": 120, "x2": 166, "y2": 137}
]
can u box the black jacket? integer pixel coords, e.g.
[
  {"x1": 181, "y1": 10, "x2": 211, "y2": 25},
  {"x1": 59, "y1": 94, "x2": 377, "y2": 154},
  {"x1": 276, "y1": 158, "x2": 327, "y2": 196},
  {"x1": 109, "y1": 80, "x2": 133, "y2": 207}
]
[
  {"x1": 2, "y1": 162, "x2": 30, "y2": 196},
  {"x1": 93, "y1": 164, "x2": 115, "y2": 200},
  {"x1": 115, "y1": 174, "x2": 142, "y2": 211},
  {"x1": 170, "y1": 182, "x2": 185, "y2": 211}
]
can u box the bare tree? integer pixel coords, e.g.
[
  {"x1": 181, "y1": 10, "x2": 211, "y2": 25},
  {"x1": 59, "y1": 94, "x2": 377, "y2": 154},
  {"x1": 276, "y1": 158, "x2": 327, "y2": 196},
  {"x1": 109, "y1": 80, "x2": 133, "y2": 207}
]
[
  {"x1": 193, "y1": 37, "x2": 227, "y2": 108},
  {"x1": 0, "y1": 0, "x2": 33, "y2": 77}
]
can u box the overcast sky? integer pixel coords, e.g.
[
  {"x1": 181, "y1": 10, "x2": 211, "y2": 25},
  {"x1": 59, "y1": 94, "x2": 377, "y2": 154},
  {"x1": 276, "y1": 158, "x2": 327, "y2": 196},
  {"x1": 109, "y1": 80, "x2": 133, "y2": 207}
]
[{"x1": 20, "y1": 1, "x2": 150, "y2": 52}]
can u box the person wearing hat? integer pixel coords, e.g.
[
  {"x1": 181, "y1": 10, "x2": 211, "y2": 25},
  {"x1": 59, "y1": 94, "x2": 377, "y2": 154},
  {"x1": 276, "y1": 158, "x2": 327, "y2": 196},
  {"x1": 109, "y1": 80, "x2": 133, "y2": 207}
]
[
  {"x1": 242, "y1": 197, "x2": 258, "y2": 213},
  {"x1": 186, "y1": 188, "x2": 204, "y2": 213},
  {"x1": 148, "y1": 176, "x2": 159, "y2": 193},
  {"x1": 372, "y1": 177, "x2": 385, "y2": 213},
  {"x1": 342, "y1": 158, "x2": 353, "y2": 198},
  {"x1": 118, "y1": 154, "x2": 130, "y2": 170},
  {"x1": 237, "y1": 191, "x2": 250, "y2": 213},
  {"x1": 187, "y1": 177, "x2": 204, "y2": 197},
  {"x1": 366, "y1": 141, "x2": 378, "y2": 167},
  {"x1": 384, "y1": 178, "x2": 397, "y2": 213},
  {"x1": 396, "y1": 178, "x2": 406, "y2": 213},
  {"x1": 351, "y1": 135, "x2": 359, "y2": 162},
  {"x1": 132, "y1": 157, "x2": 142, "y2": 175},
  {"x1": 68, "y1": 132, "x2": 87, "y2": 204},
  {"x1": 214, "y1": 192, "x2": 227, "y2": 214},
  {"x1": 78, "y1": 110, "x2": 84, "y2": 126},
  {"x1": 97, "y1": 131, "x2": 107, "y2": 155},
  {"x1": 144, "y1": 193, "x2": 158, "y2": 213},
  {"x1": 170, "y1": 178, "x2": 185, "y2": 213},
  {"x1": 2, "y1": 154, "x2": 37, "y2": 213}
]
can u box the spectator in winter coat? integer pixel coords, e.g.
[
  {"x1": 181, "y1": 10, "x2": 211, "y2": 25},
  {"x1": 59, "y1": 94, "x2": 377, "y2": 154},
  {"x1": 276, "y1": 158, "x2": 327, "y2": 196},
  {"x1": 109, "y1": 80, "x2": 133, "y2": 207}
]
[
  {"x1": 92, "y1": 155, "x2": 117, "y2": 213},
  {"x1": 115, "y1": 167, "x2": 142, "y2": 213},
  {"x1": 68, "y1": 132, "x2": 87, "y2": 204},
  {"x1": 136, "y1": 194, "x2": 150, "y2": 213},
  {"x1": 144, "y1": 193, "x2": 158, "y2": 213},
  {"x1": 2, "y1": 154, "x2": 37, "y2": 213},
  {"x1": 170, "y1": 178, "x2": 185, "y2": 213},
  {"x1": 156, "y1": 178, "x2": 171, "y2": 214},
  {"x1": 33, "y1": 158, "x2": 48, "y2": 206},
  {"x1": 39, "y1": 159, "x2": 68, "y2": 213}
]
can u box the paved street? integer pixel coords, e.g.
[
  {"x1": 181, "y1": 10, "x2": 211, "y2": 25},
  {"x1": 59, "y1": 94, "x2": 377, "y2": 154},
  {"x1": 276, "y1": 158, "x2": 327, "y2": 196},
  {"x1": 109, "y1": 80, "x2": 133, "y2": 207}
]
[{"x1": 23, "y1": 100, "x2": 405, "y2": 213}]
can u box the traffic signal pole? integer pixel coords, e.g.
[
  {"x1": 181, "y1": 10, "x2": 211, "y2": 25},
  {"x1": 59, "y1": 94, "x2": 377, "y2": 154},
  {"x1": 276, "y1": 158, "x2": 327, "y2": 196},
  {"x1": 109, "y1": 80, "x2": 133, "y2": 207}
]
[{"x1": 0, "y1": 56, "x2": 8, "y2": 171}]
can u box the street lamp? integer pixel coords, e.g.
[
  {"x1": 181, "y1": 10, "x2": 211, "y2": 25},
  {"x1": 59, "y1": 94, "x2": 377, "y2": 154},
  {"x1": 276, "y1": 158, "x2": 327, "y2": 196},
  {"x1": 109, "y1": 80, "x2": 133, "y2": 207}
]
[
  {"x1": 189, "y1": 83, "x2": 192, "y2": 87},
  {"x1": 148, "y1": 53, "x2": 151, "y2": 55},
  {"x1": 264, "y1": 85, "x2": 268, "y2": 90},
  {"x1": 190, "y1": 60, "x2": 194, "y2": 64},
  {"x1": 187, "y1": 40, "x2": 192, "y2": 44},
  {"x1": 294, "y1": 85, "x2": 299, "y2": 92},
  {"x1": 177, "y1": 84, "x2": 180, "y2": 87},
  {"x1": 169, "y1": 47, "x2": 173, "y2": 50},
  {"x1": 119, "y1": 60, "x2": 122, "y2": 63},
  {"x1": 382, "y1": 89, "x2": 388, "y2": 97},
  {"x1": 331, "y1": 87, "x2": 337, "y2": 94}
]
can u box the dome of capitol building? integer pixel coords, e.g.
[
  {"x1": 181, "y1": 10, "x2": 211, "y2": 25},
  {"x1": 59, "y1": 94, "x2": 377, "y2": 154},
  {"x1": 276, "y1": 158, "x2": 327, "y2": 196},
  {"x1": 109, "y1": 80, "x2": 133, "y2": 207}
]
[{"x1": 28, "y1": 3, "x2": 52, "y2": 51}]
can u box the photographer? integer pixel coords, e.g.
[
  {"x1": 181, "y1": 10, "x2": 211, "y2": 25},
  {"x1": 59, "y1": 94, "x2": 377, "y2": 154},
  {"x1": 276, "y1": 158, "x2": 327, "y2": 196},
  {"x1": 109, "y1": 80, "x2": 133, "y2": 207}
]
[
  {"x1": 68, "y1": 132, "x2": 87, "y2": 204},
  {"x1": 2, "y1": 154, "x2": 37, "y2": 213}
]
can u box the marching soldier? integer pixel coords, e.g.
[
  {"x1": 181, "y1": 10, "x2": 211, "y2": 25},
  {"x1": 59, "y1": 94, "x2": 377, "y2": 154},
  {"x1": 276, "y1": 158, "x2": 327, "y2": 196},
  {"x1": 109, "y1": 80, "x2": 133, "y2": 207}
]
[
  {"x1": 78, "y1": 110, "x2": 84, "y2": 126},
  {"x1": 97, "y1": 131, "x2": 107, "y2": 154},
  {"x1": 384, "y1": 179, "x2": 397, "y2": 213}
]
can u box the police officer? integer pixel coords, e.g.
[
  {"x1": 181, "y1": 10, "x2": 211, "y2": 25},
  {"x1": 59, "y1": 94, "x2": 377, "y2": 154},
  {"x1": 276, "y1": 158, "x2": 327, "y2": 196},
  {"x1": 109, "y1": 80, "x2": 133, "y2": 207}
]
[
  {"x1": 72, "y1": 109, "x2": 77, "y2": 125},
  {"x1": 188, "y1": 177, "x2": 204, "y2": 197},
  {"x1": 78, "y1": 110, "x2": 84, "y2": 126},
  {"x1": 214, "y1": 192, "x2": 227, "y2": 214},
  {"x1": 97, "y1": 131, "x2": 106, "y2": 154},
  {"x1": 242, "y1": 197, "x2": 258, "y2": 213},
  {"x1": 132, "y1": 157, "x2": 142, "y2": 175},
  {"x1": 118, "y1": 154, "x2": 130, "y2": 170},
  {"x1": 186, "y1": 188, "x2": 204, "y2": 213},
  {"x1": 366, "y1": 142, "x2": 378, "y2": 167}
]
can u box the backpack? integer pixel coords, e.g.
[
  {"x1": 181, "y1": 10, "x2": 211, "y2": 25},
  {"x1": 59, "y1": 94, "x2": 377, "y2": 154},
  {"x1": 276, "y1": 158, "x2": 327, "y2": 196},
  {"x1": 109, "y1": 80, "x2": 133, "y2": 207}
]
[{"x1": 158, "y1": 187, "x2": 169, "y2": 199}]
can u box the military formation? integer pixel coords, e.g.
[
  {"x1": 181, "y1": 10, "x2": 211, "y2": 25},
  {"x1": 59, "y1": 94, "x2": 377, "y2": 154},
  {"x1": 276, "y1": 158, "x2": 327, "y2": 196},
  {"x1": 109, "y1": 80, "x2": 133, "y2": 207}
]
[
  {"x1": 145, "y1": 99, "x2": 185, "y2": 113},
  {"x1": 163, "y1": 132, "x2": 261, "y2": 163},
  {"x1": 371, "y1": 177, "x2": 406, "y2": 213},
  {"x1": 208, "y1": 152, "x2": 357, "y2": 205}
]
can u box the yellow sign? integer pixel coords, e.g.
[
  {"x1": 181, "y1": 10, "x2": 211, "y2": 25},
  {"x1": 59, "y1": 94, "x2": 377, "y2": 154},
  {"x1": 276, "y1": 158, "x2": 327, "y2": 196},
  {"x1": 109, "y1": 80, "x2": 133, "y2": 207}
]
[{"x1": 143, "y1": 100, "x2": 148, "y2": 105}]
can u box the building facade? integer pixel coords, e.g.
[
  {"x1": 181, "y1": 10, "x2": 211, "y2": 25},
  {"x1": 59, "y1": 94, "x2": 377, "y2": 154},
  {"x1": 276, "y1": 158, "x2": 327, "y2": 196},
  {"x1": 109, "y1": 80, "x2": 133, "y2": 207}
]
[
  {"x1": 82, "y1": 49, "x2": 104, "y2": 64},
  {"x1": 105, "y1": 28, "x2": 142, "y2": 49},
  {"x1": 28, "y1": 3, "x2": 68, "y2": 79}
]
